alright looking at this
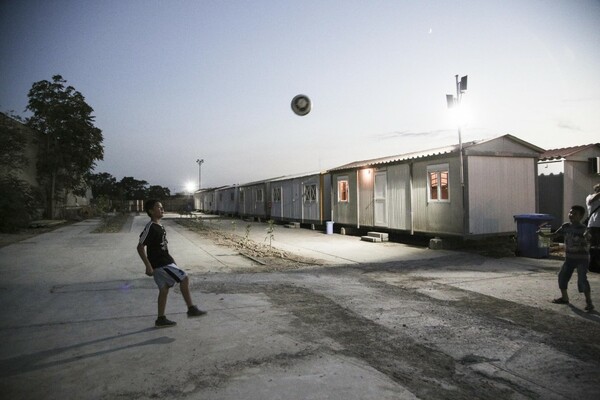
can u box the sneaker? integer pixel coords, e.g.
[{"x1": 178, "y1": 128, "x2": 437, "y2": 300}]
[
  {"x1": 187, "y1": 305, "x2": 207, "y2": 317},
  {"x1": 155, "y1": 316, "x2": 177, "y2": 328},
  {"x1": 585, "y1": 303, "x2": 595, "y2": 312}
]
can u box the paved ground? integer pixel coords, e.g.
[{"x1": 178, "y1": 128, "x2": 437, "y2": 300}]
[{"x1": 0, "y1": 214, "x2": 599, "y2": 399}]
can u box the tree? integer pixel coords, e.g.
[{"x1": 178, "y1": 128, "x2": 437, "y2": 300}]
[
  {"x1": 86, "y1": 171, "x2": 120, "y2": 213},
  {"x1": 87, "y1": 172, "x2": 119, "y2": 199},
  {"x1": 86, "y1": 172, "x2": 173, "y2": 213},
  {"x1": 118, "y1": 176, "x2": 149, "y2": 200},
  {"x1": 147, "y1": 185, "x2": 171, "y2": 199},
  {"x1": 26, "y1": 75, "x2": 104, "y2": 218}
]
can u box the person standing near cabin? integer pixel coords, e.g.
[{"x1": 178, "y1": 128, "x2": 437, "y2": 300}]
[
  {"x1": 137, "y1": 199, "x2": 207, "y2": 327},
  {"x1": 538, "y1": 205, "x2": 594, "y2": 311},
  {"x1": 587, "y1": 183, "x2": 600, "y2": 273}
]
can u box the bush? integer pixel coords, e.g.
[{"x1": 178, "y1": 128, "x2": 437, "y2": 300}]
[{"x1": 0, "y1": 176, "x2": 42, "y2": 232}]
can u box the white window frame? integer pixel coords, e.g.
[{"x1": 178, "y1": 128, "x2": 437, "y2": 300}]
[
  {"x1": 337, "y1": 177, "x2": 349, "y2": 203},
  {"x1": 427, "y1": 163, "x2": 450, "y2": 203}
]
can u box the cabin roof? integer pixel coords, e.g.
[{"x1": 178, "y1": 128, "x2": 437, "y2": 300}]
[
  {"x1": 539, "y1": 143, "x2": 600, "y2": 161},
  {"x1": 328, "y1": 134, "x2": 544, "y2": 172}
]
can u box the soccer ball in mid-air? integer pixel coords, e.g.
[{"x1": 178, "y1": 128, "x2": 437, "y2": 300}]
[{"x1": 291, "y1": 94, "x2": 311, "y2": 116}]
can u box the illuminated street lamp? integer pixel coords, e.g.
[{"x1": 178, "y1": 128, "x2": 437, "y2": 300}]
[
  {"x1": 196, "y1": 158, "x2": 204, "y2": 189},
  {"x1": 185, "y1": 181, "x2": 197, "y2": 194}
]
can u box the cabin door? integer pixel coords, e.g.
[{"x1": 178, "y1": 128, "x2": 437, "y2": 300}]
[
  {"x1": 374, "y1": 171, "x2": 388, "y2": 227},
  {"x1": 301, "y1": 182, "x2": 316, "y2": 222}
]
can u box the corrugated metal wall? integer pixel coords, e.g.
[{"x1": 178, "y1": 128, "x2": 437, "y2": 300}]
[
  {"x1": 564, "y1": 160, "x2": 597, "y2": 222},
  {"x1": 332, "y1": 172, "x2": 357, "y2": 224},
  {"x1": 270, "y1": 174, "x2": 324, "y2": 223},
  {"x1": 322, "y1": 173, "x2": 332, "y2": 223},
  {"x1": 301, "y1": 175, "x2": 321, "y2": 223},
  {"x1": 199, "y1": 191, "x2": 215, "y2": 213},
  {"x1": 386, "y1": 164, "x2": 411, "y2": 230},
  {"x1": 358, "y1": 169, "x2": 374, "y2": 227},
  {"x1": 539, "y1": 173, "x2": 564, "y2": 229},
  {"x1": 217, "y1": 187, "x2": 238, "y2": 215},
  {"x1": 467, "y1": 156, "x2": 536, "y2": 235},
  {"x1": 267, "y1": 181, "x2": 284, "y2": 220},
  {"x1": 412, "y1": 158, "x2": 463, "y2": 235}
]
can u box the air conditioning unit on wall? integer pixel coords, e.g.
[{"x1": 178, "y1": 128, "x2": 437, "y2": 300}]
[{"x1": 590, "y1": 157, "x2": 600, "y2": 174}]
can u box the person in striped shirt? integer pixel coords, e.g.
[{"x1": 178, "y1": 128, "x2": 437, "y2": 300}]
[{"x1": 538, "y1": 205, "x2": 593, "y2": 311}]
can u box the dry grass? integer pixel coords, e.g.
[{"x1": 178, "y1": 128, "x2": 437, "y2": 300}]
[{"x1": 92, "y1": 213, "x2": 131, "y2": 233}]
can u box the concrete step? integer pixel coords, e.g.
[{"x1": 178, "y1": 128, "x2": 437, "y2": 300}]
[
  {"x1": 361, "y1": 235, "x2": 382, "y2": 243},
  {"x1": 366, "y1": 231, "x2": 389, "y2": 242}
]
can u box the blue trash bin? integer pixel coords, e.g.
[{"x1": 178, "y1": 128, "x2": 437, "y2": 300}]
[{"x1": 513, "y1": 214, "x2": 554, "y2": 258}]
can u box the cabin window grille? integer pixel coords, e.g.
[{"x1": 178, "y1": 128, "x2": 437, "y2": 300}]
[
  {"x1": 256, "y1": 188, "x2": 264, "y2": 202},
  {"x1": 304, "y1": 184, "x2": 317, "y2": 202},
  {"x1": 427, "y1": 164, "x2": 450, "y2": 202},
  {"x1": 273, "y1": 187, "x2": 281, "y2": 202},
  {"x1": 230, "y1": 192, "x2": 234, "y2": 201},
  {"x1": 337, "y1": 178, "x2": 349, "y2": 203},
  {"x1": 240, "y1": 191, "x2": 245, "y2": 202},
  {"x1": 219, "y1": 193, "x2": 223, "y2": 201}
]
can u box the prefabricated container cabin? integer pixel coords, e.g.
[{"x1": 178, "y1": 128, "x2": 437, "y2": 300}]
[
  {"x1": 237, "y1": 178, "x2": 278, "y2": 221},
  {"x1": 194, "y1": 188, "x2": 218, "y2": 213},
  {"x1": 328, "y1": 134, "x2": 544, "y2": 237},
  {"x1": 215, "y1": 185, "x2": 239, "y2": 216},
  {"x1": 538, "y1": 144, "x2": 600, "y2": 229},
  {"x1": 269, "y1": 171, "x2": 332, "y2": 225}
]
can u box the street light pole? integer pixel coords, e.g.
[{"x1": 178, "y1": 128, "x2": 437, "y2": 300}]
[
  {"x1": 447, "y1": 75, "x2": 468, "y2": 234},
  {"x1": 446, "y1": 75, "x2": 468, "y2": 186},
  {"x1": 196, "y1": 159, "x2": 204, "y2": 189},
  {"x1": 456, "y1": 74, "x2": 464, "y2": 187}
]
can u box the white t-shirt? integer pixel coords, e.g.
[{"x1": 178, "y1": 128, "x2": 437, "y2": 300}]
[{"x1": 587, "y1": 193, "x2": 600, "y2": 228}]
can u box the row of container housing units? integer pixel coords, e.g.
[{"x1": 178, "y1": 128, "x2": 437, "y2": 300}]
[{"x1": 193, "y1": 134, "x2": 600, "y2": 238}]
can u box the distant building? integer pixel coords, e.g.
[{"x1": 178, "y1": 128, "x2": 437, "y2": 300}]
[
  {"x1": 539, "y1": 144, "x2": 600, "y2": 229},
  {"x1": 0, "y1": 112, "x2": 38, "y2": 187},
  {"x1": 0, "y1": 112, "x2": 92, "y2": 219}
]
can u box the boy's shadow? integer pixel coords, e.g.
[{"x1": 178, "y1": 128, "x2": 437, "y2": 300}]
[
  {"x1": 0, "y1": 327, "x2": 174, "y2": 378},
  {"x1": 568, "y1": 304, "x2": 600, "y2": 322}
]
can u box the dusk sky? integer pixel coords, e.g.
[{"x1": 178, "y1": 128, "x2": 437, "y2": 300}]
[{"x1": 1, "y1": 0, "x2": 599, "y2": 193}]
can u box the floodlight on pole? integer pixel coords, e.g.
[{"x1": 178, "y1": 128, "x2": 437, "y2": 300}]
[
  {"x1": 460, "y1": 75, "x2": 468, "y2": 92},
  {"x1": 196, "y1": 159, "x2": 204, "y2": 189}
]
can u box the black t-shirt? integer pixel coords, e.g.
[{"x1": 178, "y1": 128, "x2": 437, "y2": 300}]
[{"x1": 139, "y1": 221, "x2": 175, "y2": 268}]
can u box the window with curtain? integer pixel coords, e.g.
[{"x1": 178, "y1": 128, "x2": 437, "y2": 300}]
[
  {"x1": 427, "y1": 164, "x2": 450, "y2": 202},
  {"x1": 337, "y1": 178, "x2": 349, "y2": 202}
]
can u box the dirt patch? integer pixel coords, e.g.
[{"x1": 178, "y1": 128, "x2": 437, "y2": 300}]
[
  {"x1": 176, "y1": 219, "x2": 324, "y2": 272},
  {"x1": 0, "y1": 222, "x2": 71, "y2": 248},
  {"x1": 92, "y1": 213, "x2": 133, "y2": 233},
  {"x1": 0, "y1": 231, "x2": 43, "y2": 248},
  {"x1": 192, "y1": 277, "x2": 600, "y2": 399}
]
